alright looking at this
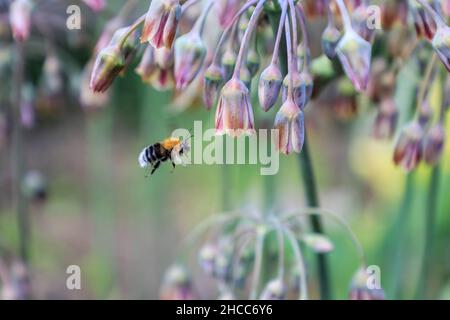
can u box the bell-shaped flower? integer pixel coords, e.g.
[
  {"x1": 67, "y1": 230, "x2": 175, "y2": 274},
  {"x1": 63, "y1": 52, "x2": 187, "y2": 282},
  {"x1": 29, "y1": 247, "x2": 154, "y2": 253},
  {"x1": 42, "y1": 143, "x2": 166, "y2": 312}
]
[
  {"x1": 141, "y1": 0, "x2": 181, "y2": 49},
  {"x1": 203, "y1": 63, "x2": 224, "y2": 110},
  {"x1": 336, "y1": 28, "x2": 372, "y2": 92},
  {"x1": 215, "y1": 78, "x2": 255, "y2": 137},
  {"x1": 423, "y1": 123, "x2": 445, "y2": 165},
  {"x1": 273, "y1": 97, "x2": 305, "y2": 155},
  {"x1": 393, "y1": 121, "x2": 424, "y2": 171}
]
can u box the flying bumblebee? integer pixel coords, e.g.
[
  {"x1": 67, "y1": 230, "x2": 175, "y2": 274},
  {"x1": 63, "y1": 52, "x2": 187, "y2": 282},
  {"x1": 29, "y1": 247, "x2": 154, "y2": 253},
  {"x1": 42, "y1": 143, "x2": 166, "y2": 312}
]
[{"x1": 138, "y1": 136, "x2": 190, "y2": 175}]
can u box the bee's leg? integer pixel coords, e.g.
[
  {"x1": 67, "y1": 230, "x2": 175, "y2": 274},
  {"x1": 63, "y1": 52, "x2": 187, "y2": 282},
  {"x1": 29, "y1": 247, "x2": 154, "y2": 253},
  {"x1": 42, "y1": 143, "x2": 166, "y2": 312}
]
[
  {"x1": 170, "y1": 161, "x2": 176, "y2": 173},
  {"x1": 151, "y1": 161, "x2": 161, "y2": 175}
]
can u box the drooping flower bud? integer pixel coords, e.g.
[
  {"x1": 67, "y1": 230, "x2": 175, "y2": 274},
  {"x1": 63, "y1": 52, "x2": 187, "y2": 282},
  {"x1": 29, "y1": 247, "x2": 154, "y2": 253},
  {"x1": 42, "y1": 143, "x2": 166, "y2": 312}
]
[
  {"x1": 203, "y1": 63, "x2": 224, "y2": 110},
  {"x1": 273, "y1": 98, "x2": 305, "y2": 155},
  {"x1": 150, "y1": 67, "x2": 175, "y2": 91},
  {"x1": 221, "y1": 48, "x2": 237, "y2": 81},
  {"x1": 215, "y1": 78, "x2": 255, "y2": 137},
  {"x1": 349, "y1": 267, "x2": 385, "y2": 300},
  {"x1": 258, "y1": 64, "x2": 282, "y2": 112},
  {"x1": 336, "y1": 28, "x2": 372, "y2": 92},
  {"x1": 9, "y1": 0, "x2": 33, "y2": 42},
  {"x1": 297, "y1": 43, "x2": 311, "y2": 72},
  {"x1": 83, "y1": 0, "x2": 106, "y2": 12},
  {"x1": 432, "y1": 24, "x2": 450, "y2": 72},
  {"x1": 135, "y1": 45, "x2": 157, "y2": 83},
  {"x1": 260, "y1": 279, "x2": 287, "y2": 300},
  {"x1": 216, "y1": 0, "x2": 241, "y2": 28},
  {"x1": 159, "y1": 264, "x2": 195, "y2": 300},
  {"x1": 410, "y1": 0, "x2": 438, "y2": 40},
  {"x1": 246, "y1": 48, "x2": 261, "y2": 78},
  {"x1": 282, "y1": 71, "x2": 312, "y2": 110},
  {"x1": 90, "y1": 45, "x2": 125, "y2": 93},
  {"x1": 423, "y1": 123, "x2": 445, "y2": 165},
  {"x1": 155, "y1": 47, "x2": 174, "y2": 69},
  {"x1": 393, "y1": 121, "x2": 424, "y2": 171},
  {"x1": 141, "y1": 0, "x2": 181, "y2": 49},
  {"x1": 322, "y1": 22, "x2": 341, "y2": 60},
  {"x1": 373, "y1": 98, "x2": 398, "y2": 140},
  {"x1": 80, "y1": 61, "x2": 110, "y2": 111},
  {"x1": 174, "y1": 31, "x2": 207, "y2": 90}
]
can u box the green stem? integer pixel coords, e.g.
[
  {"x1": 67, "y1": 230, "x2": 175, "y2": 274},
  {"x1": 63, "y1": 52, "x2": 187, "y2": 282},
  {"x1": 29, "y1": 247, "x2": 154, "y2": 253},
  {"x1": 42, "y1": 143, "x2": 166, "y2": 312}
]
[
  {"x1": 11, "y1": 43, "x2": 30, "y2": 264},
  {"x1": 267, "y1": 5, "x2": 331, "y2": 300},
  {"x1": 414, "y1": 165, "x2": 440, "y2": 299},
  {"x1": 298, "y1": 136, "x2": 331, "y2": 300}
]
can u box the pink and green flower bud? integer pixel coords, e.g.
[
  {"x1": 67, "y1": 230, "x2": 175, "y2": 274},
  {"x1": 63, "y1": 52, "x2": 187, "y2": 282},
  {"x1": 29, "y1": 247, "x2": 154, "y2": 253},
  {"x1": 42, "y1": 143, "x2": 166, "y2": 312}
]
[
  {"x1": 221, "y1": 48, "x2": 237, "y2": 81},
  {"x1": 246, "y1": 48, "x2": 261, "y2": 78},
  {"x1": 410, "y1": 0, "x2": 438, "y2": 40},
  {"x1": 135, "y1": 45, "x2": 157, "y2": 82},
  {"x1": 336, "y1": 29, "x2": 372, "y2": 92},
  {"x1": 432, "y1": 25, "x2": 450, "y2": 72},
  {"x1": 260, "y1": 279, "x2": 287, "y2": 300},
  {"x1": 203, "y1": 63, "x2": 224, "y2": 110},
  {"x1": 258, "y1": 64, "x2": 282, "y2": 112},
  {"x1": 322, "y1": 23, "x2": 342, "y2": 60},
  {"x1": 113, "y1": 28, "x2": 139, "y2": 70},
  {"x1": 282, "y1": 71, "x2": 312, "y2": 110},
  {"x1": 174, "y1": 31, "x2": 207, "y2": 90},
  {"x1": 9, "y1": 0, "x2": 33, "y2": 42},
  {"x1": 349, "y1": 267, "x2": 385, "y2": 300},
  {"x1": 160, "y1": 264, "x2": 195, "y2": 300},
  {"x1": 141, "y1": 0, "x2": 181, "y2": 49},
  {"x1": 83, "y1": 0, "x2": 106, "y2": 12},
  {"x1": 274, "y1": 98, "x2": 305, "y2": 155},
  {"x1": 393, "y1": 121, "x2": 424, "y2": 171},
  {"x1": 90, "y1": 45, "x2": 125, "y2": 93},
  {"x1": 424, "y1": 123, "x2": 445, "y2": 165},
  {"x1": 373, "y1": 98, "x2": 398, "y2": 140},
  {"x1": 300, "y1": 70, "x2": 314, "y2": 106},
  {"x1": 215, "y1": 78, "x2": 255, "y2": 137}
]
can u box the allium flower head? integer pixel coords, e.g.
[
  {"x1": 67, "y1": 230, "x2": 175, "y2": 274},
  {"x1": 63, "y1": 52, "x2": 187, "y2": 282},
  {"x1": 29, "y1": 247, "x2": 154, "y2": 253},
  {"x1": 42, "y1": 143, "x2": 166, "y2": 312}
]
[
  {"x1": 336, "y1": 29, "x2": 372, "y2": 92},
  {"x1": 215, "y1": 78, "x2": 255, "y2": 137},
  {"x1": 393, "y1": 121, "x2": 424, "y2": 171},
  {"x1": 349, "y1": 267, "x2": 385, "y2": 300},
  {"x1": 424, "y1": 123, "x2": 445, "y2": 165},
  {"x1": 274, "y1": 97, "x2": 305, "y2": 155},
  {"x1": 174, "y1": 31, "x2": 207, "y2": 90},
  {"x1": 432, "y1": 24, "x2": 450, "y2": 72},
  {"x1": 141, "y1": 0, "x2": 181, "y2": 49},
  {"x1": 9, "y1": 0, "x2": 33, "y2": 42},
  {"x1": 203, "y1": 63, "x2": 224, "y2": 110},
  {"x1": 260, "y1": 279, "x2": 287, "y2": 300},
  {"x1": 258, "y1": 63, "x2": 282, "y2": 112}
]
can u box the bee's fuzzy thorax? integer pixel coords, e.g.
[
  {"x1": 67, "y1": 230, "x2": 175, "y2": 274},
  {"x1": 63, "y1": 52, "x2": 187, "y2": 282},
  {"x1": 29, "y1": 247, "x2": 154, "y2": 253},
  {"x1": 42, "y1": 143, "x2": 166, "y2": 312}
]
[{"x1": 161, "y1": 137, "x2": 181, "y2": 149}]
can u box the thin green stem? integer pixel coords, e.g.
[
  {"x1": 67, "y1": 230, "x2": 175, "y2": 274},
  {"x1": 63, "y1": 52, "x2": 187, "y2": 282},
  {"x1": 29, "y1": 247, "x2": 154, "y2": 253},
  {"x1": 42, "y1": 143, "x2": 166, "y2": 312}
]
[
  {"x1": 298, "y1": 134, "x2": 332, "y2": 300},
  {"x1": 249, "y1": 228, "x2": 266, "y2": 299},
  {"x1": 414, "y1": 165, "x2": 440, "y2": 299},
  {"x1": 11, "y1": 43, "x2": 29, "y2": 264},
  {"x1": 283, "y1": 226, "x2": 308, "y2": 300}
]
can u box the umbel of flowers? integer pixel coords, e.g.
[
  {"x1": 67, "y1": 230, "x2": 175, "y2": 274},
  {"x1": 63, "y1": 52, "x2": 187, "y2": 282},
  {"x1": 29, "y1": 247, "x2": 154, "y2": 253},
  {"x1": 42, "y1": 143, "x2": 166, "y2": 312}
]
[{"x1": 90, "y1": 0, "x2": 450, "y2": 160}]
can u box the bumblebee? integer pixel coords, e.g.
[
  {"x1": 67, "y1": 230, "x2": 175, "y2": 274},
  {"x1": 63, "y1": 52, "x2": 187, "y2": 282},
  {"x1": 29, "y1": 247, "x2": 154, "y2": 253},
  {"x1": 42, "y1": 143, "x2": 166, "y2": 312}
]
[{"x1": 139, "y1": 136, "x2": 190, "y2": 175}]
